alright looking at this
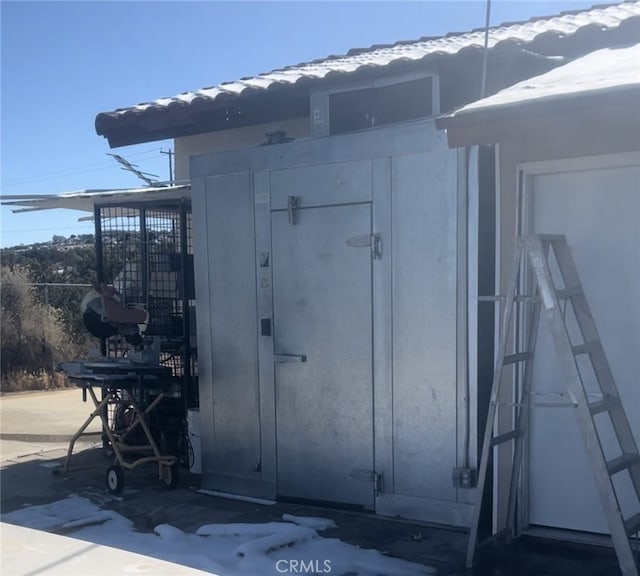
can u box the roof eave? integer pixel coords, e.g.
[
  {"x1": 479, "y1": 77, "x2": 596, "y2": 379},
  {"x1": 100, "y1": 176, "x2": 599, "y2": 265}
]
[
  {"x1": 437, "y1": 85, "x2": 640, "y2": 147},
  {"x1": 96, "y1": 86, "x2": 312, "y2": 148},
  {"x1": 94, "y1": 4, "x2": 640, "y2": 148}
]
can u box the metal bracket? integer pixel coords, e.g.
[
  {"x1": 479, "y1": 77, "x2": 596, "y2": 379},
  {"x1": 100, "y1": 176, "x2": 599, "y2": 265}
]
[
  {"x1": 287, "y1": 195, "x2": 299, "y2": 225},
  {"x1": 349, "y1": 468, "x2": 384, "y2": 496},
  {"x1": 452, "y1": 467, "x2": 477, "y2": 489},
  {"x1": 346, "y1": 234, "x2": 382, "y2": 259},
  {"x1": 374, "y1": 472, "x2": 384, "y2": 496}
]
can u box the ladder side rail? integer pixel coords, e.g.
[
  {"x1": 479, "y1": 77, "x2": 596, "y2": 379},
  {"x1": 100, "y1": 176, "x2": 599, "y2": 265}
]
[
  {"x1": 552, "y1": 239, "x2": 627, "y2": 396},
  {"x1": 507, "y1": 295, "x2": 542, "y2": 538},
  {"x1": 465, "y1": 239, "x2": 526, "y2": 568},
  {"x1": 528, "y1": 236, "x2": 639, "y2": 576},
  {"x1": 552, "y1": 240, "x2": 640, "y2": 497},
  {"x1": 527, "y1": 236, "x2": 594, "y2": 411},
  {"x1": 510, "y1": 236, "x2": 553, "y2": 537}
]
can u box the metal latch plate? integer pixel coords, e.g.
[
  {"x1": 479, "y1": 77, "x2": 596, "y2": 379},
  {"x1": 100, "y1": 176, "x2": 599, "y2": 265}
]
[{"x1": 346, "y1": 234, "x2": 382, "y2": 259}]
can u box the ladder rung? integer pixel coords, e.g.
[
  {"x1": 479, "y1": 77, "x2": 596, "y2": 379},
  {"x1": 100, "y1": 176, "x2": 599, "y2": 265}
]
[
  {"x1": 478, "y1": 295, "x2": 539, "y2": 303},
  {"x1": 537, "y1": 234, "x2": 566, "y2": 242},
  {"x1": 589, "y1": 397, "x2": 617, "y2": 415},
  {"x1": 607, "y1": 453, "x2": 640, "y2": 476},
  {"x1": 572, "y1": 342, "x2": 597, "y2": 356},
  {"x1": 625, "y1": 511, "x2": 640, "y2": 536},
  {"x1": 491, "y1": 430, "x2": 520, "y2": 446},
  {"x1": 556, "y1": 287, "x2": 582, "y2": 300},
  {"x1": 503, "y1": 352, "x2": 531, "y2": 365}
]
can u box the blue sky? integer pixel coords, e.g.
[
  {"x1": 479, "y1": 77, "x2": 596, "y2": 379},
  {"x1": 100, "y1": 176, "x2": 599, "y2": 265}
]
[{"x1": 1, "y1": 0, "x2": 599, "y2": 248}]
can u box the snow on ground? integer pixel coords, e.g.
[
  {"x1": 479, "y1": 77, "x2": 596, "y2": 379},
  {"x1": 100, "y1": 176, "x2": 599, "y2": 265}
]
[{"x1": 3, "y1": 496, "x2": 434, "y2": 575}]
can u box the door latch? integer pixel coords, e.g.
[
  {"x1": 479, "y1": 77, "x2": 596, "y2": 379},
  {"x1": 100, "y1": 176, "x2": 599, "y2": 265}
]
[
  {"x1": 346, "y1": 234, "x2": 382, "y2": 259},
  {"x1": 287, "y1": 195, "x2": 299, "y2": 225},
  {"x1": 274, "y1": 354, "x2": 307, "y2": 363}
]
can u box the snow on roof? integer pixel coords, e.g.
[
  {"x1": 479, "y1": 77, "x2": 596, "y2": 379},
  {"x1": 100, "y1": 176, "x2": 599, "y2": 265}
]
[{"x1": 440, "y1": 42, "x2": 640, "y2": 118}]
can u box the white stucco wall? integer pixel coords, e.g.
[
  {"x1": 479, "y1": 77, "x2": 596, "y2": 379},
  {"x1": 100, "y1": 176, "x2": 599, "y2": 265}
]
[{"x1": 174, "y1": 118, "x2": 310, "y2": 182}]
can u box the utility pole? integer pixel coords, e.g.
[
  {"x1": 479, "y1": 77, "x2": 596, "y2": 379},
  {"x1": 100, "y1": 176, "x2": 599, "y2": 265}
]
[
  {"x1": 480, "y1": 0, "x2": 492, "y2": 99},
  {"x1": 161, "y1": 148, "x2": 174, "y2": 184}
]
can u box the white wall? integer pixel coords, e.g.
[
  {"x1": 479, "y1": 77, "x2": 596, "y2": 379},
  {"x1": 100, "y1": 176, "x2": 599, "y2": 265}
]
[
  {"x1": 493, "y1": 108, "x2": 640, "y2": 534},
  {"x1": 497, "y1": 110, "x2": 640, "y2": 293},
  {"x1": 174, "y1": 118, "x2": 310, "y2": 181}
]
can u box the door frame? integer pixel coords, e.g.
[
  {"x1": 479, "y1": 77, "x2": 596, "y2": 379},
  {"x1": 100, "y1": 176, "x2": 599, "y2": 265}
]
[
  {"x1": 244, "y1": 123, "x2": 440, "y2": 509},
  {"x1": 502, "y1": 150, "x2": 640, "y2": 539}
]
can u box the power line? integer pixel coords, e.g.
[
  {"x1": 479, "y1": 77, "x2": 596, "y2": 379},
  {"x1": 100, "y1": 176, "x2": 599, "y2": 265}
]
[
  {"x1": 2, "y1": 147, "x2": 165, "y2": 188},
  {"x1": 125, "y1": 147, "x2": 164, "y2": 158},
  {"x1": 2, "y1": 165, "x2": 122, "y2": 188}
]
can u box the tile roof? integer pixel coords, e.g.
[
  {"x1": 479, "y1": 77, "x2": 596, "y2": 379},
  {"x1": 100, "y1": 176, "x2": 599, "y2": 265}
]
[{"x1": 95, "y1": 1, "x2": 640, "y2": 140}]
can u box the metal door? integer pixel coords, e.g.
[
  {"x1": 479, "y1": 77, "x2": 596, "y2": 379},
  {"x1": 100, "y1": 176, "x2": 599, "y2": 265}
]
[{"x1": 271, "y1": 202, "x2": 374, "y2": 509}]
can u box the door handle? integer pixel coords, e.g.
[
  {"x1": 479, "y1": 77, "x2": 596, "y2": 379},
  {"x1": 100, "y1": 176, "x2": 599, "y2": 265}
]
[
  {"x1": 274, "y1": 354, "x2": 307, "y2": 363},
  {"x1": 287, "y1": 195, "x2": 299, "y2": 225}
]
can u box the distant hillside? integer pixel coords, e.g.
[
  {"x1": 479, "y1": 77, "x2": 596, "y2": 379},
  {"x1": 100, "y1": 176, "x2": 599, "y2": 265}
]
[{"x1": 1, "y1": 234, "x2": 96, "y2": 285}]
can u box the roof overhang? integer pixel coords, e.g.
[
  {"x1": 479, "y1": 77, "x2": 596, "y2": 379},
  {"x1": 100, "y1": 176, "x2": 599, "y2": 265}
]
[
  {"x1": 437, "y1": 85, "x2": 640, "y2": 147},
  {"x1": 96, "y1": 85, "x2": 311, "y2": 148},
  {"x1": 94, "y1": 2, "x2": 640, "y2": 148},
  {"x1": 1, "y1": 184, "x2": 191, "y2": 218},
  {"x1": 437, "y1": 43, "x2": 640, "y2": 147}
]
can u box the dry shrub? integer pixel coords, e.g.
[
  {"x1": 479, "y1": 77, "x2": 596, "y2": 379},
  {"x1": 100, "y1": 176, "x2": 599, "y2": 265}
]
[
  {"x1": 1, "y1": 266, "x2": 79, "y2": 392},
  {"x1": 0, "y1": 370, "x2": 71, "y2": 393}
]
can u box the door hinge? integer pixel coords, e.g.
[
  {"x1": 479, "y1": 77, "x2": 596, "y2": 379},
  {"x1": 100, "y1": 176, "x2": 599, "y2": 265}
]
[
  {"x1": 349, "y1": 468, "x2": 384, "y2": 496},
  {"x1": 374, "y1": 472, "x2": 384, "y2": 496},
  {"x1": 346, "y1": 233, "x2": 382, "y2": 259}
]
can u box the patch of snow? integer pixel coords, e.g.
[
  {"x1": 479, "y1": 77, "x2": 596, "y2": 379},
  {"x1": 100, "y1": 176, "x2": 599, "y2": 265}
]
[
  {"x1": 196, "y1": 488, "x2": 276, "y2": 506},
  {"x1": 4, "y1": 497, "x2": 434, "y2": 576},
  {"x1": 196, "y1": 522, "x2": 299, "y2": 538},
  {"x1": 154, "y1": 523, "x2": 187, "y2": 540},
  {"x1": 235, "y1": 525, "x2": 317, "y2": 557},
  {"x1": 3, "y1": 496, "x2": 127, "y2": 532},
  {"x1": 61, "y1": 511, "x2": 113, "y2": 530}
]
